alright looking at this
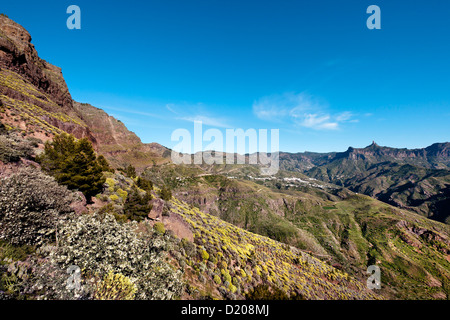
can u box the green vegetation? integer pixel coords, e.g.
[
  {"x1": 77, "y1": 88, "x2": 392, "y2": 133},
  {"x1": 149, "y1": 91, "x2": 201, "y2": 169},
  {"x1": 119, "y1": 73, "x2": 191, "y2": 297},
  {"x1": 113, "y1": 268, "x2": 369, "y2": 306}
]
[
  {"x1": 153, "y1": 222, "x2": 166, "y2": 235},
  {"x1": 123, "y1": 187, "x2": 152, "y2": 222},
  {"x1": 245, "y1": 284, "x2": 291, "y2": 300},
  {"x1": 97, "y1": 155, "x2": 115, "y2": 173},
  {"x1": 37, "y1": 133, "x2": 107, "y2": 202},
  {"x1": 158, "y1": 185, "x2": 172, "y2": 201},
  {"x1": 169, "y1": 196, "x2": 380, "y2": 300},
  {"x1": 121, "y1": 164, "x2": 137, "y2": 178},
  {"x1": 93, "y1": 271, "x2": 137, "y2": 300},
  {"x1": 137, "y1": 176, "x2": 153, "y2": 192},
  {"x1": 54, "y1": 213, "x2": 183, "y2": 299}
]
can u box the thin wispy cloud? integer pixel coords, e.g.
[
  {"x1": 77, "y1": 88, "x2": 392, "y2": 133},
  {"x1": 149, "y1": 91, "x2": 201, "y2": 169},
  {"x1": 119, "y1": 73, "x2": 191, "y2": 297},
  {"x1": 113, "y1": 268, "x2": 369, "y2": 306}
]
[
  {"x1": 166, "y1": 102, "x2": 231, "y2": 128},
  {"x1": 100, "y1": 105, "x2": 164, "y2": 119},
  {"x1": 178, "y1": 115, "x2": 230, "y2": 128},
  {"x1": 253, "y1": 92, "x2": 357, "y2": 131},
  {"x1": 300, "y1": 114, "x2": 338, "y2": 130},
  {"x1": 165, "y1": 103, "x2": 180, "y2": 115}
]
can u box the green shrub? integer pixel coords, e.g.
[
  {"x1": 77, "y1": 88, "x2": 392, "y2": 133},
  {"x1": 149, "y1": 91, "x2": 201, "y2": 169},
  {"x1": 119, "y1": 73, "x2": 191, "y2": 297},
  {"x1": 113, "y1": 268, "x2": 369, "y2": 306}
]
[
  {"x1": 0, "y1": 241, "x2": 35, "y2": 262},
  {"x1": 137, "y1": 177, "x2": 153, "y2": 191},
  {"x1": 116, "y1": 188, "x2": 128, "y2": 201},
  {"x1": 110, "y1": 194, "x2": 119, "y2": 201},
  {"x1": 153, "y1": 222, "x2": 165, "y2": 235},
  {"x1": 158, "y1": 186, "x2": 172, "y2": 201},
  {"x1": 245, "y1": 284, "x2": 290, "y2": 300},
  {"x1": 121, "y1": 164, "x2": 136, "y2": 178},
  {"x1": 93, "y1": 271, "x2": 137, "y2": 300},
  {"x1": 97, "y1": 155, "x2": 114, "y2": 173},
  {"x1": 0, "y1": 135, "x2": 33, "y2": 163},
  {"x1": 181, "y1": 238, "x2": 196, "y2": 257},
  {"x1": 200, "y1": 249, "x2": 209, "y2": 261},
  {"x1": 213, "y1": 275, "x2": 221, "y2": 285}
]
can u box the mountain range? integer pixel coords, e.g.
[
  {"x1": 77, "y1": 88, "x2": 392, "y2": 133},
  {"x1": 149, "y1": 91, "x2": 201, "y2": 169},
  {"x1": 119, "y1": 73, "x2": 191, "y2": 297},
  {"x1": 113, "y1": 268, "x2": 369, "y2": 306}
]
[{"x1": 278, "y1": 142, "x2": 450, "y2": 224}]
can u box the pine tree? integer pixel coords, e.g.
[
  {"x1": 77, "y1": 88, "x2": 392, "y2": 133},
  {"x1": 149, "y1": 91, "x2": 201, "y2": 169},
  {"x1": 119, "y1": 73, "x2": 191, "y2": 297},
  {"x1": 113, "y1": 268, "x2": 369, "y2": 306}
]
[
  {"x1": 37, "y1": 133, "x2": 106, "y2": 203},
  {"x1": 137, "y1": 176, "x2": 153, "y2": 192},
  {"x1": 158, "y1": 185, "x2": 172, "y2": 201},
  {"x1": 124, "y1": 164, "x2": 136, "y2": 178},
  {"x1": 97, "y1": 155, "x2": 115, "y2": 173}
]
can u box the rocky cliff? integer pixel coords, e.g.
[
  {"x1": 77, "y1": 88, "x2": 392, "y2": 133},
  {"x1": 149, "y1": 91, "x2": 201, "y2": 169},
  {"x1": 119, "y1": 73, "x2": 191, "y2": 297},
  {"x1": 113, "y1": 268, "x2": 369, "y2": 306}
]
[{"x1": 0, "y1": 15, "x2": 169, "y2": 169}]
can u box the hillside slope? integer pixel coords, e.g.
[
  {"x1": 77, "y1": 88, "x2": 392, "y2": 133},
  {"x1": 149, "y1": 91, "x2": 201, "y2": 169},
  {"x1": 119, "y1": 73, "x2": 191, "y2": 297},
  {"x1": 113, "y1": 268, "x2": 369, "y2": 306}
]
[
  {"x1": 0, "y1": 15, "x2": 170, "y2": 170},
  {"x1": 143, "y1": 163, "x2": 450, "y2": 299}
]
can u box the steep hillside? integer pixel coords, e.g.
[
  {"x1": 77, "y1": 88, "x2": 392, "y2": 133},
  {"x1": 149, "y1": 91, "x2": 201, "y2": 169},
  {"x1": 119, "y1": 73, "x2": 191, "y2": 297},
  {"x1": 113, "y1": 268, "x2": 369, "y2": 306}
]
[
  {"x1": 72, "y1": 102, "x2": 171, "y2": 169},
  {"x1": 0, "y1": 15, "x2": 170, "y2": 170},
  {"x1": 0, "y1": 129, "x2": 383, "y2": 301},
  {"x1": 143, "y1": 163, "x2": 450, "y2": 299}
]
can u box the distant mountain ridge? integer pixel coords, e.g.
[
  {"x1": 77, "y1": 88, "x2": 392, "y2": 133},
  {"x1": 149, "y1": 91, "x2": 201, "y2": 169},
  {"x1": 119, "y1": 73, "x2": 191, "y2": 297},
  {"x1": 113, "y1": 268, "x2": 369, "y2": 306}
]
[
  {"x1": 279, "y1": 142, "x2": 450, "y2": 224},
  {"x1": 280, "y1": 141, "x2": 450, "y2": 171}
]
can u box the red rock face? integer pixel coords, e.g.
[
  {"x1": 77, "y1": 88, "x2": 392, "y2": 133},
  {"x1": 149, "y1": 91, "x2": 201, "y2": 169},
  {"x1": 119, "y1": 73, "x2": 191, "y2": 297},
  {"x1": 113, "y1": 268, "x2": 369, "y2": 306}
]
[
  {"x1": 0, "y1": 16, "x2": 73, "y2": 109},
  {"x1": 0, "y1": 15, "x2": 96, "y2": 143},
  {"x1": 0, "y1": 16, "x2": 170, "y2": 169}
]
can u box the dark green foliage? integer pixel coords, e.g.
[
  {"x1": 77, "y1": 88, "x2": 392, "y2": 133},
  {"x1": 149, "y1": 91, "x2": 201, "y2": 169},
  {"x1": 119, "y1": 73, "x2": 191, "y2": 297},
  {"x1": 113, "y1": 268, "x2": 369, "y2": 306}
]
[
  {"x1": 0, "y1": 241, "x2": 35, "y2": 262},
  {"x1": 0, "y1": 121, "x2": 7, "y2": 135},
  {"x1": 122, "y1": 164, "x2": 136, "y2": 178},
  {"x1": 180, "y1": 238, "x2": 196, "y2": 257},
  {"x1": 123, "y1": 187, "x2": 152, "y2": 222},
  {"x1": 137, "y1": 176, "x2": 153, "y2": 192},
  {"x1": 153, "y1": 222, "x2": 165, "y2": 235},
  {"x1": 97, "y1": 155, "x2": 114, "y2": 173},
  {"x1": 158, "y1": 185, "x2": 172, "y2": 201},
  {"x1": 97, "y1": 203, "x2": 127, "y2": 223},
  {"x1": 37, "y1": 133, "x2": 106, "y2": 203}
]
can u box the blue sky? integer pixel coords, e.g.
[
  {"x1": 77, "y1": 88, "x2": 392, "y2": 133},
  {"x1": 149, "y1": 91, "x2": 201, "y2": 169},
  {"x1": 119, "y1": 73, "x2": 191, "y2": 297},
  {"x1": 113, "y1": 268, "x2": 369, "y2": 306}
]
[{"x1": 2, "y1": 0, "x2": 450, "y2": 153}]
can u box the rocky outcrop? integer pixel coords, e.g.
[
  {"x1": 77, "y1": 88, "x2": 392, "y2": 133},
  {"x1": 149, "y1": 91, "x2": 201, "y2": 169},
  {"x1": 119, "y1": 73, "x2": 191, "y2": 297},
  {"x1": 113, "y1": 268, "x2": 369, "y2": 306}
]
[
  {"x1": 0, "y1": 16, "x2": 99, "y2": 143},
  {"x1": 0, "y1": 15, "x2": 72, "y2": 110}
]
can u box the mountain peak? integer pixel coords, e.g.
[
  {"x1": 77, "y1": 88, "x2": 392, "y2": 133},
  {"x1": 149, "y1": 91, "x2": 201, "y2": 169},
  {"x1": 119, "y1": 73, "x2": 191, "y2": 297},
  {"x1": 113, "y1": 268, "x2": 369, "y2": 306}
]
[{"x1": 0, "y1": 14, "x2": 32, "y2": 51}]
